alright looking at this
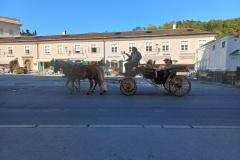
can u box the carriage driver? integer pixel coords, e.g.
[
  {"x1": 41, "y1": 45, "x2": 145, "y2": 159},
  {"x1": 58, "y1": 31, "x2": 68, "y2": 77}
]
[{"x1": 123, "y1": 47, "x2": 142, "y2": 74}]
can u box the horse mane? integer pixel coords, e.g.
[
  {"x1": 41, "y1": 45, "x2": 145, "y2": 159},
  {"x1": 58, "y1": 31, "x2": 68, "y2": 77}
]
[{"x1": 55, "y1": 60, "x2": 74, "y2": 75}]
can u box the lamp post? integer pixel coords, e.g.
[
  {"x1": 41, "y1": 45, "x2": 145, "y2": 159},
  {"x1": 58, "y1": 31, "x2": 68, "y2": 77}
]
[
  {"x1": 65, "y1": 47, "x2": 68, "y2": 54},
  {"x1": 155, "y1": 44, "x2": 159, "y2": 54},
  {"x1": 65, "y1": 47, "x2": 71, "y2": 56}
]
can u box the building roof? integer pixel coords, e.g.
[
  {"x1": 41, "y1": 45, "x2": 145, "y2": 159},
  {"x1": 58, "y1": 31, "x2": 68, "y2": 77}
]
[
  {"x1": 0, "y1": 28, "x2": 218, "y2": 43},
  {"x1": 0, "y1": 16, "x2": 21, "y2": 25}
]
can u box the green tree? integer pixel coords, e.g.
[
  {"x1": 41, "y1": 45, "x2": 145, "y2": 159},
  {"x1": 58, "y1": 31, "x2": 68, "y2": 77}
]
[{"x1": 133, "y1": 17, "x2": 240, "y2": 39}]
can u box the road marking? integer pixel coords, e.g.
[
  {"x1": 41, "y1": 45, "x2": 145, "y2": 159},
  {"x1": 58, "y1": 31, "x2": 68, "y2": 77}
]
[
  {"x1": 89, "y1": 125, "x2": 143, "y2": 128},
  {"x1": 0, "y1": 125, "x2": 240, "y2": 129},
  {"x1": 192, "y1": 125, "x2": 240, "y2": 129},
  {"x1": 144, "y1": 125, "x2": 163, "y2": 128},
  {"x1": 0, "y1": 125, "x2": 37, "y2": 128},
  {"x1": 38, "y1": 125, "x2": 87, "y2": 128},
  {"x1": 163, "y1": 125, "x2": 191, "y2": 129}
]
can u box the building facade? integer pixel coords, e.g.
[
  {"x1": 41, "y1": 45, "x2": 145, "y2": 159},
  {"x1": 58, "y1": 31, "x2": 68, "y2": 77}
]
[
  {"x1": 0, "y1": 16, "x2": 21, "y2": 37},
  {"x1": 0, "y1": 17, "x2": 218, "y2": 73}
]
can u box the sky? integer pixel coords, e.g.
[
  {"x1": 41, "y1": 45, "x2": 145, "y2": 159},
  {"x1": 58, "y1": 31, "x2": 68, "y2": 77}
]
[{"x1": 0, "y1": 0, "x2": 239, "y2": 36}]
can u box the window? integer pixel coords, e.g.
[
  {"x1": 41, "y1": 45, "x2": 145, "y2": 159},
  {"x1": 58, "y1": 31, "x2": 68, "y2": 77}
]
[
  {"x1": 128, "y1": 43, "x2": 136, "y2": 52},
  {"x1": 44, "y1": 46, "x2": 51, "y2": 54},
  {"x1": 25, "y1": 46, "x2": 30, "y2": 55},
  {"x1": 145, "y1": 42, "x2": 153, "y2": 51},
  {"x1": 88, "y1": 44, "x2": 99, "y2": 53},
  {"x1": 9, "y1": 29, "x2": 14, "y2": 35},
  {"x1": 74, "y1": 45, "x2": 81, "y2": 53},
  {"x1": 181, "y1": 41, "x2": 189, "y2": 51},
  {"x1": 8, "y1": 46, "x2": 13, "y2": 54},
  {"x1": 162, "y1": 41, "x2": 169, "y2": 51},
  {"x1": 199, "y1": 39, "x2": 206, "y2": 47},
  {"x1": 91, "y1": 44, "x2": 97, "y2": 53},
  {"x1": 111, "y1": 44, "x2": 118, "y2": 53},
  {"x1": 57, "y1": 45, "x2": 63, "y2": 54},
  {"x1": 0, "y1": 28, "x2": 3, "y2": 34},
  {"x1": 212, "y1": 45, "x2": 215, "y2": 52},
  {"x1": 222, "y1": 41, "x2": 226, "y2": 48}
]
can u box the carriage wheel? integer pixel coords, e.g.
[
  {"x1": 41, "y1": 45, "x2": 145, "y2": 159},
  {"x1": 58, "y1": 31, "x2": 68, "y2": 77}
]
[
  {"x1": 120, "y1": 78, "x2": 137, "y2": 96},
  {"x1": 164, "y1": 78, "x2": 171, "y2": 91},
  {"x1": 235, "y1": 80, "x2": 240, "y2": 86},
  {"x1": 169, "y1": 76, "x2": 191, "y2": 97}
]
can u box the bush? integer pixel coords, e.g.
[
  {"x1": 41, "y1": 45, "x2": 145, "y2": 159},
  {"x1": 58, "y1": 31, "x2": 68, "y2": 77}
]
[
  {"x1": 110, "y1": 70, "x2": 118, "y2": 75},
  {"x1": 13, "y1": 69, "x2": 23, "y2": 74}
]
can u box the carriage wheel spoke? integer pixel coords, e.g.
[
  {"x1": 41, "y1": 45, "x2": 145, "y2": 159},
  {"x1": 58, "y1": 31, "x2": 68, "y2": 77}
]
[{"x1": 169, "y1": 76, "x2": 191, "y2": 97}]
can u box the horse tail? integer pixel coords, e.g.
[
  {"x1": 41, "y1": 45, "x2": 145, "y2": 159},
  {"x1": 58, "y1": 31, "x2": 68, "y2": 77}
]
[
  {"x1": 98, "y1": 66, "x2": 107, "y2": 91},
  {"x1": 95, "y1": 67, "x2": 103, "y2": 82},
  {"x1": 94, "y1": 67, "x2": 105, "y2": 93}
]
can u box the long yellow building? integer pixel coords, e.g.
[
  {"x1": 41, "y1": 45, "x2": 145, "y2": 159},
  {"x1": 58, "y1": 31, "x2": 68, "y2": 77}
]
[{"x1": 0, "y1": 16, "x2": 218, "y2": 73}]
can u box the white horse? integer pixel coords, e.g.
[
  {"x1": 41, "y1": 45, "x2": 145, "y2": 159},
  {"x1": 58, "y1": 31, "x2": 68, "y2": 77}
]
[{"x1": 53, "y1": 60, "x2": 81, "y2": 94}]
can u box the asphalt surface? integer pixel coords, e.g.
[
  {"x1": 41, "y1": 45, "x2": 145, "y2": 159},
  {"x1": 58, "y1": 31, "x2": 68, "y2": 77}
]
[{"x1": 0, "y1": 74, "x2": 240, "y2": 160}]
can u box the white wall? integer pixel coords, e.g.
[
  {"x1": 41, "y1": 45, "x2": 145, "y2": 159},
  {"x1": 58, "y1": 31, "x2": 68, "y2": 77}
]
[{"x1": 195, "y1": 35, "x2": 240, "y2": 72}]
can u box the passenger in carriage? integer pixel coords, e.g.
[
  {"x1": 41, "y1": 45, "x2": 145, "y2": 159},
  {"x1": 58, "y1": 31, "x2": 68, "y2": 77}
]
[
  {"x1": 157, "y1": 58, "x2": 175, "y2": 77},
  {"x1": 146, "y1": 59, "x2": 158, "y2": 77},
  {"x1": 163, "y1": 58, "x2": 174, "y2": 69},
  {"x1": 123, "y1": 47, "x2": 142, "y2": 74},
  {"x1": 146, "y1": 59, "x2": 155, "y2": 69}
]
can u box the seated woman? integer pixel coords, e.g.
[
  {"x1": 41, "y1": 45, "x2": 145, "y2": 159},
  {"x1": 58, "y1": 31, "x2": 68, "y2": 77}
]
[
  {"x1": 146, "y1": 59, "x2": 158, "y2": 77},
  {"x1": 146, "y1": 59, "x2": 155, "y2": 68}
]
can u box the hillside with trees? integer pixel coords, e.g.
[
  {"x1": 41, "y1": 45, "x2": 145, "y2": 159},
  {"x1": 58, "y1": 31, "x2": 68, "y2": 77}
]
[{"x1": 133, "y1": 18, "x2": 240, "y2": 39}]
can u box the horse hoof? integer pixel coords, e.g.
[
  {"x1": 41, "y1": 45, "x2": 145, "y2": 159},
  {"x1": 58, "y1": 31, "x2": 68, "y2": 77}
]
[
  {"x1": 100, "y1": 93, "x2": 103, "y2": 95},
  {"x1": 87, "y1": 93, "x2": 90, "y2": 95},
  {"x1": 104, "y1": 90, "x2": 106, "y2": 92}
]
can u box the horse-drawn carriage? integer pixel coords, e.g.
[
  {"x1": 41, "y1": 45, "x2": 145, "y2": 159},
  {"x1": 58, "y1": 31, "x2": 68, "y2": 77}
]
[
  {"x1": 118, "y1": 66, "x2": 191, "y2": 97},
  {"x1": 53, "y1": 59, "x2": 191, "y2": 96}
]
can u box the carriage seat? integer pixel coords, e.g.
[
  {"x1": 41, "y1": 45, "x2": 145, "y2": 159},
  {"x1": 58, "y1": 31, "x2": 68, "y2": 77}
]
[
  {"x1": 136, "y1": 66, "x2": 156, "y2": 79},
  {"x1": 158, "y1": 67, "x2": 182, "y2": 80}
]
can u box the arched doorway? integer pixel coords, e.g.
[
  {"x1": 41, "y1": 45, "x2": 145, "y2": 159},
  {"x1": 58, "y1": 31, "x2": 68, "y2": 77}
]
[
  {"x1": 22, "y1": 56, "x2": 33, "y2": 71},
  {"x1": 25, "y1": 60, "x2": 31, "y2": 71},
  {"x1": 111, "y1": 60, "x2": 118, "y2": 68},
  {"x1": 111, "y1": 60, "x2": 118, "y2": 72}
]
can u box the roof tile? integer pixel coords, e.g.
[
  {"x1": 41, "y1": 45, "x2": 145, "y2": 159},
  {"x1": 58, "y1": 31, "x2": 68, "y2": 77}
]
[{"x1": 0, "y1": 28, "x2": 217, "y2": 43}]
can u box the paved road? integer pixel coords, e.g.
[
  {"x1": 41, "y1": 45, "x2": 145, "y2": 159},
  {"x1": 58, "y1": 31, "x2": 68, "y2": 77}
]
[{"x1": 0, "y1": 74, "x2": 240, "y2": 160}]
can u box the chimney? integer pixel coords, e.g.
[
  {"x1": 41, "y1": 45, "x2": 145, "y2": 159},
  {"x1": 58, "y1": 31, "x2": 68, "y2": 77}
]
[
  {"x1": 62, "y1": 30, "x2": 67, "y2": 35},
  {"x1": 173, "y1": 23, "x2": 176, "y2": 29}
]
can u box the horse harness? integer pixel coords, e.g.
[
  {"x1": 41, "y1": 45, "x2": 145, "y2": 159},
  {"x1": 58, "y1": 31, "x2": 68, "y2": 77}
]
[{"x1": 71, "y1": 63, "x2": 99, "y2": 80}]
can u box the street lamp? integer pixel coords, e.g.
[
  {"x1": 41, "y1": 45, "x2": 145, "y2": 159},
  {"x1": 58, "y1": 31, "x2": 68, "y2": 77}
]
[
  {"x1": 65, "y1": 47, "x2": 71, "y2": 56},
  {"x1": 65, "y1": 47, "x2": 68, "y2": 54},
  {"x1": 155, "y1": 44, "x2": 159, "y2": 54}
]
